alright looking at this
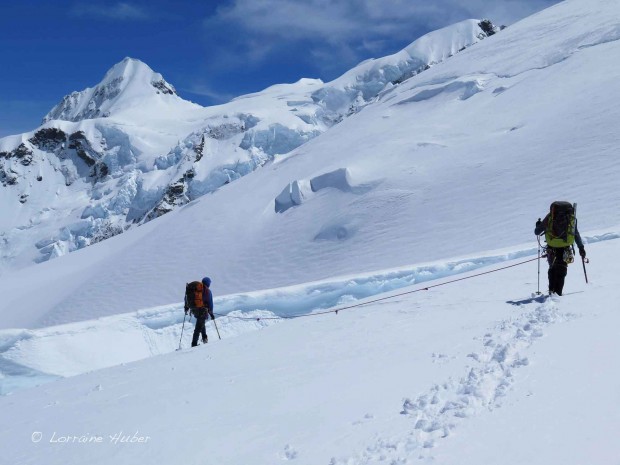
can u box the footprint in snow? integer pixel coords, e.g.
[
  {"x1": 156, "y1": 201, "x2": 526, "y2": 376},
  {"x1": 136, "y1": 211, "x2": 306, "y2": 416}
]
[
  {"x1": 352, "y1": 413, "x2": 374, "y2": 425},
  {"x1": 336, "y1": 299, "x2": 576, "y2": 464},
  {"x1": 281, "y1": 444, "x2": 297, "y2": 460}
]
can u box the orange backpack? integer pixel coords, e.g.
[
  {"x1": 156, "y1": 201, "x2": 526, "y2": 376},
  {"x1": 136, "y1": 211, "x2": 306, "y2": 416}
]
[{"x1": 185, "y1": 281, "x2": 205, "y2": 309}]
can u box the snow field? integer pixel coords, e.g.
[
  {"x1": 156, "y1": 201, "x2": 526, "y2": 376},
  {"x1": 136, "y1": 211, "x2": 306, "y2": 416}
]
[
  {"x1": 1, "y1": 230, "x2": 616, "y2": 396},
  {"x1": 0, "y1": 236, "x2": 614, "y2": 465},
  {"x1": 0, "y1": 237, "x2": 572, "y2": 394}
]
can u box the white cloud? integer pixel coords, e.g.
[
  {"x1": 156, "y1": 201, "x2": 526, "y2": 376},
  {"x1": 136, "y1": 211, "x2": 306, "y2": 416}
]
[
  {"x1": 209, "y1": 0, "x2": 360, "y2": 42},
  {"x1": 202, "y1": 0, "x2": 560, "y2": 74},
  {"x1": 181, "y1": 83, "x2": 235, "y2": 104},
  {"x1": 71, "y1": 2, "x2": 151, "y2": 21}
]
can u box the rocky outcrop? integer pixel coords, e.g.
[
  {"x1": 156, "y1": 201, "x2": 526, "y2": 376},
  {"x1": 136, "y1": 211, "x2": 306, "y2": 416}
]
[
  {"x1": 151, "y1": 79, "x2": 176, "y2": 95},
  {"x1": 29, "y1": 128, "x2": 67, "y2": 151},
  {"x1": 144, "y1": 179, "x2": 188, "y2": 221},
  {"x1": 68, "y1": 132, "x2": 97, "y2": 166},
  {"x1": 0, "y1": 143, "x2": 34, "y2": 166},
  {"x1": 193, "y1": 135, "x2": 205, "y2": 162},
  {"x1": 478, "y1": 19, "x2": 505, "y2": 37},
  {"x1": 0, "y1": 165, "x2": 17, "y2": 186}
]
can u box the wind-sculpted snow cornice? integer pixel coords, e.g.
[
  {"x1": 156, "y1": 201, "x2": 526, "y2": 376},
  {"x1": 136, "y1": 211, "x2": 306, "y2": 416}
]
[{"x1": 312, "y1": 20, "x2": 500, "y2": 113}]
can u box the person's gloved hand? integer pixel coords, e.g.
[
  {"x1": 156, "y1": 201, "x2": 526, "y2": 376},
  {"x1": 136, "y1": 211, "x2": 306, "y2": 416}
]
[
  {"x1": 579, "y1": 246, "x2": 586, "y2": 258},
  {"x1": 536, "y1": 218, "x2": 542, "y2": 228},
  {"x1": 184, "y1": 306, "x2": 189, "y2": 315},
  {"x1": 211, "y1": 314, "x2": 215, "y2": 320}
]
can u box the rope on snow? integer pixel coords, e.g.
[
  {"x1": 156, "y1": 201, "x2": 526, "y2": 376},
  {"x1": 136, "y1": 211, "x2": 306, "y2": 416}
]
[{"x1": 213, "y1": 256, "x2": 540, "y2": 322}]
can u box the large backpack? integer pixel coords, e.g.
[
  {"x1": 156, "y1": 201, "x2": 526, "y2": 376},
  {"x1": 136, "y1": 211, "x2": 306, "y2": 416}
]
[
  {"x1": 545, "y1": 201, "x2": 576, "y2": 247},
  {"x1": 185, "y1": 281, "x2": 205, "y2": 309}
]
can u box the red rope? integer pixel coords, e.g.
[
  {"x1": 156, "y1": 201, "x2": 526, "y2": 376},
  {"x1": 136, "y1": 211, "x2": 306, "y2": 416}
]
[{"x1": 214, "y1": 256, "x2": 539, "y2": 322}]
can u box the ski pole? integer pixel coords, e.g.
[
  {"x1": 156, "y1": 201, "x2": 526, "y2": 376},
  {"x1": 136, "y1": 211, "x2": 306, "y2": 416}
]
[
  {"x1": 212, "y1": 318, "x2": 221, "y2": 340},
  {"x1": 582, "y1": 256, "x2": 589, "y2": 283},
  {"x1": 178, "y1": 313, "x2": 187, "y2": 350},
  {"x1": 536, "y1": 234, "x2": 544, "y2": 295},
  {"x1": 536, "y1": 242, "x2": 541, "y2": 295}
]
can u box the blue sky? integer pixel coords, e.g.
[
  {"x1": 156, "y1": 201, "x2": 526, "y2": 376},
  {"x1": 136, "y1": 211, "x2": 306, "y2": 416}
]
[{"x1": 0, "y1": 0, "x2": 560, "y2": 137}]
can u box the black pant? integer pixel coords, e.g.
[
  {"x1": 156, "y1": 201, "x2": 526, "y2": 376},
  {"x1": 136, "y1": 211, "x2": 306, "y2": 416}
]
[
  {"x1": 547, "y1": 247, "x2": 569, "y2": 295},
  {"x1": 191, "y1": 309, "x2": 208, "y2": 347}
]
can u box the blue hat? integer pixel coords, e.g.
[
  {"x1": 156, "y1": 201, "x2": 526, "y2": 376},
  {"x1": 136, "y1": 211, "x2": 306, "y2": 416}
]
[{"x1": 202, "y1": 277, "x2": 211, "y2": 286}]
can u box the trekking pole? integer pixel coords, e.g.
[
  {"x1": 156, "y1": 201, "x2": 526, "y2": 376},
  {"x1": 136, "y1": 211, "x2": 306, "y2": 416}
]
[
  {"x1": 536, "y1": 243, "x2": 541, "y2": 295},
  {"x1": 212, "y1": 318, "x2": 221, "y2": 340},
  {"x1": 536, "y1": 234, "x2": 544, "y2": 295},
  {"x1": 178, "y1": 314, "x2": 187, "y2": 351},
  {"x1": 582, "y1": 256, "x2": 589, "y2": 283}
]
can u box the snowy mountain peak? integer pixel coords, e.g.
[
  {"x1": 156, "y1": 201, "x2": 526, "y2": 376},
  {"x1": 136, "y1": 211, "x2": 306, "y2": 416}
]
[
  {"x1": 42, "y1": 57, "x2": 179, "y2": 123},
  {"x1": 100, "y1": 57, "x2": 176, "y2": 94}
]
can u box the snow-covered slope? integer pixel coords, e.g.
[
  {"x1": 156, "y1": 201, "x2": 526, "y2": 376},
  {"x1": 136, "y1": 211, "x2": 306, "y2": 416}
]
[
  {"x1": 1, "y1": 0, "x2": 619, "y2": 329},
  {"x1": 0, "y1": 236, "x2": 618, "y2": 464},
  {"x1": 1, "y1": 1, "x2": 620, "y2": 463},
  {"x1": 0, "y1": 20, "x2": 496, "y2": 273}
]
